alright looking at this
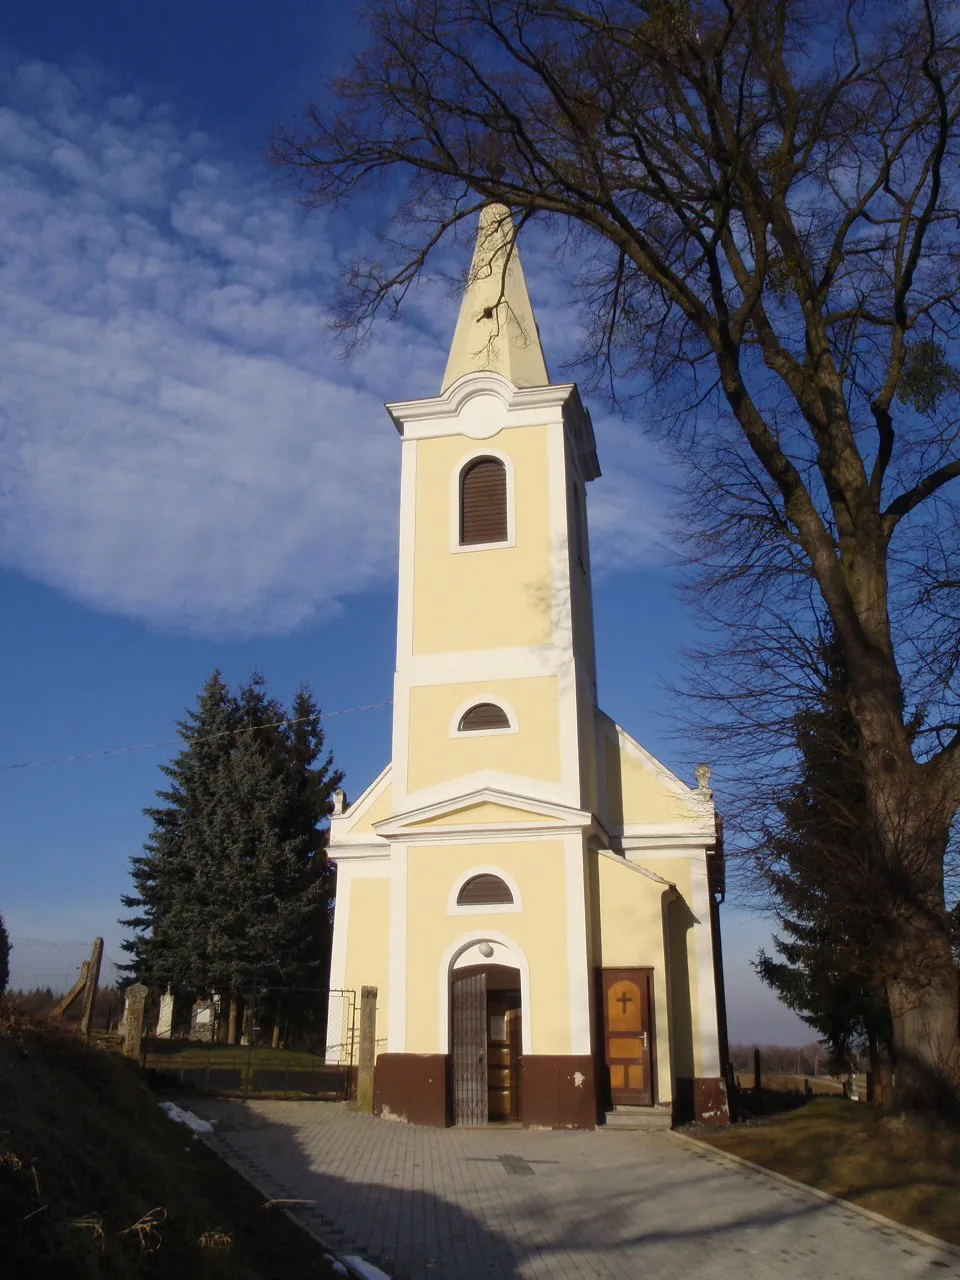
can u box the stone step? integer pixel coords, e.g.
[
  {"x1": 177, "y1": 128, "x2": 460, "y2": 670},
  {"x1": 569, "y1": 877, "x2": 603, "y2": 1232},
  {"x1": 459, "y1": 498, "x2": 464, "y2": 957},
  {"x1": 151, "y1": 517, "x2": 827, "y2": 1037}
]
[{"x1": 601, "y1": 1106, "x2": 673, "y2": 1131}]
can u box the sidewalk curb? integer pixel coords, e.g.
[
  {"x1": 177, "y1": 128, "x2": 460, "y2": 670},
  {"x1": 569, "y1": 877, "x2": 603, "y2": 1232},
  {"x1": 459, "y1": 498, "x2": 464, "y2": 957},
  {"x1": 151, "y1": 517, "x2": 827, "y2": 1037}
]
[
  {"x1": 669, "y1": 1129, "x2": 960, "y2": 1264},
  {"x1": 200, "y1": 1132, "x2": 393, "y2": 1280}
]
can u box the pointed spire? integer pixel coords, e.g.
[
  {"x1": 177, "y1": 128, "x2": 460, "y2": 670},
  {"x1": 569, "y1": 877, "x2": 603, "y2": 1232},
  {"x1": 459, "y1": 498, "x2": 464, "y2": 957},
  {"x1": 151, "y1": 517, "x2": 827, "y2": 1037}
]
[{"x1": 441, "y1": 204, "x2": 550, "y2": 392}]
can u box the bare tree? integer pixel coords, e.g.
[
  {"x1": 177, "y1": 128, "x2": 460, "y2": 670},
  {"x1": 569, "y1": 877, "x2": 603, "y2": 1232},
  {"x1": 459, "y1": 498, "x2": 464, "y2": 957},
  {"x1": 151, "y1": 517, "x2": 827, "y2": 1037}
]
[{"x1": 274, "y1": 0, "x2": 960, "y2": 1112}]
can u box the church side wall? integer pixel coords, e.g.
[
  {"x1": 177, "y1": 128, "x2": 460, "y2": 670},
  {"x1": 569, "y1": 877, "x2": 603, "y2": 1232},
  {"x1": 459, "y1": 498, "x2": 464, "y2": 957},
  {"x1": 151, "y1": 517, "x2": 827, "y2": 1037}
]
[
  {"x1": 642, "y1": 853, "x2": 727, "y2": 1123},
  {"x1": 342, "y1": 874, "x2": 391, "y2": 1064}
]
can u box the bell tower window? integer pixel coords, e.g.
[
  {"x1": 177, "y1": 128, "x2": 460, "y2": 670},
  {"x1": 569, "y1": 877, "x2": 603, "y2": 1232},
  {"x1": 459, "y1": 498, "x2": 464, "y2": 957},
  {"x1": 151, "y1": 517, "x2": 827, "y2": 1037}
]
[
  {"x1": 460, "y1": 457, "x2": 508, "y2": 545},
  {"x1": 458, "y1": 702, "x2": 511, "y2": 732}
]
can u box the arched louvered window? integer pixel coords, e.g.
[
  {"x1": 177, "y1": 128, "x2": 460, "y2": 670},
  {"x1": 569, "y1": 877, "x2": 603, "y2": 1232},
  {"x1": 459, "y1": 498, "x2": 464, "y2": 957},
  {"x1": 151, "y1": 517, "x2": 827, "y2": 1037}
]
[
  {"x1": 460, "y1": 457, "x2": 507, "y2": 545},
  {"x1": 458, "y1": 702, "x2": 510, "y2": 732},
  {"x1": 457, "y1": 874, "x2": 514, "y2": 906}
]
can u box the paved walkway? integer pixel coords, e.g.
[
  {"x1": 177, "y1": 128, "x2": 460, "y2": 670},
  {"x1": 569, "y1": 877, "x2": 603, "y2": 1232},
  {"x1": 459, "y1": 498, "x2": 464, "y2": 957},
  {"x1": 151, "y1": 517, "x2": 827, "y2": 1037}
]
[{"x1": 190, "y1": 1099, "x2": 960, "y2": 1279}]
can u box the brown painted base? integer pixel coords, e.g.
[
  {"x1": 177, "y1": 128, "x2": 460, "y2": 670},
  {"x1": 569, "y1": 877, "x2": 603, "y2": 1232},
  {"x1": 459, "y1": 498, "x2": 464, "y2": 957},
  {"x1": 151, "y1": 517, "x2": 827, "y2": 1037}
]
[
  {"x1": 374, "y1": 1053, "x2": 448, "y2": 1126},
  {"x1": 674, "y1": 1076, "x2": 730, "y2": 1125},
  {"x1": 372, "y1": 1053, "x2": 599, "y2": 1128},
  {"x1": 520, "y1": 1055, "x2": 598, "y2": 1128}
]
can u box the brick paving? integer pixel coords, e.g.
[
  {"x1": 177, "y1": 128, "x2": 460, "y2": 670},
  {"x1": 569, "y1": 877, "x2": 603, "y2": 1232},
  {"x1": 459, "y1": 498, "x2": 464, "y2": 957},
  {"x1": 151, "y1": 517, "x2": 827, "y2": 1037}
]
[{"x1": 190, "y1": 1099, "x2": 960, "y2": 1279}]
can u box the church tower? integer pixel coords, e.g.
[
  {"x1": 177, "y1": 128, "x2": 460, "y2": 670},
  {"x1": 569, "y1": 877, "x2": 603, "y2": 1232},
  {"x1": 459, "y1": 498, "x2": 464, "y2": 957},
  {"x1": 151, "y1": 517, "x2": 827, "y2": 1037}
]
[{"x1": 327, "y1": 207, "x2": 728, "y2": 1128}]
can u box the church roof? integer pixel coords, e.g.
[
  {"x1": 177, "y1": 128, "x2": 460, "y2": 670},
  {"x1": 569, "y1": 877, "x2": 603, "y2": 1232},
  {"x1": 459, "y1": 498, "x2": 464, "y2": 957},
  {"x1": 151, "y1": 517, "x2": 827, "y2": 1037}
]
[{"x1": 441, "y1": 204, "x2": 550, "y2": 392}]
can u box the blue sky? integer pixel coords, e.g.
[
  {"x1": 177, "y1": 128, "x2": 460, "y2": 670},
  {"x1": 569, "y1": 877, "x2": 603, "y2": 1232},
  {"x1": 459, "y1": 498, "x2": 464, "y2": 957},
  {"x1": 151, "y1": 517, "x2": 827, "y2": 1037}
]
[{"x1": 0, "y1": 1, "x2": 811, "y2": 1044}]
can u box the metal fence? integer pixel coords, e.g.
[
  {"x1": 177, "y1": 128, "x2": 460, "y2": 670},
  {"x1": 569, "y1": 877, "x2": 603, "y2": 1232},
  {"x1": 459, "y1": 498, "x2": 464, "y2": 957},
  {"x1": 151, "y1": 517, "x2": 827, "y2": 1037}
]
[{"x1": 141, "y1": 985, "x2": 357, "y2": 1100}]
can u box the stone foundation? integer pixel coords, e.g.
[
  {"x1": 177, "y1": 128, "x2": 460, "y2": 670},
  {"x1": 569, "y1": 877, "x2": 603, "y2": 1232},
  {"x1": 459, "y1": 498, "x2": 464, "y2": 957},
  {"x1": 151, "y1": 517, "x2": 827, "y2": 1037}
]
[
  {"x1": 374, "y1": 1053, "x2": 448, "y2": 1125},
  {"x1": 520, "y1": 1055, "x2": 597, "y2": 1128},
  {"x1": 373, "y1": 1053, "x2": 599, "y2": 1128},
  {"x1": 674, "y1": 1076, "x2": 730, "y2": 1125}
]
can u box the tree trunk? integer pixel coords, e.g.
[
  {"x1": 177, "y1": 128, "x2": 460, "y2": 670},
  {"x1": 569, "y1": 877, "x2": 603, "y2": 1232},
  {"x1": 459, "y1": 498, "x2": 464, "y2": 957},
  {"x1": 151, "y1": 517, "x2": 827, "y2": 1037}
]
[
  {"x1": 227, "y1": 991, "x2": 239, "y2": 1046},
  {"x1": 866, "y1": 1031, "x2": 894, "y2": 1112},
  {"x1": 271, "y1": 1023, "x2": 280, "y2": 1050},
  {"x1": 851, "y1": 688, "x2": 960, "y2": 1114},
  {"x1": 885, "y1": 914, "x2": 960, "y2": 1114}
]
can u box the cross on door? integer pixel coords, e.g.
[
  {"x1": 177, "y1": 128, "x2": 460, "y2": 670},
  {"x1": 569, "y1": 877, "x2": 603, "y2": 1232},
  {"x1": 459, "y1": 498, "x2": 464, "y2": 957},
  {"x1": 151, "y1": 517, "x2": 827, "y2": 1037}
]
[{"x1": 617, "y1": 990, "x2": 633, "y2": 1015}]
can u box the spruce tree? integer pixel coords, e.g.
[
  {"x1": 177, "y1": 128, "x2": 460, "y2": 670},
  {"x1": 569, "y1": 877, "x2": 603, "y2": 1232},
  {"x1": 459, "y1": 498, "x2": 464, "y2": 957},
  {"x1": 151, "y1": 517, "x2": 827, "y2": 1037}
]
[
  {"x1": 755, "y1": 637, "x2": 893, "y2": 1093},
  {"x1": 121, "y1": 671, "x2": 343, "y2": 1018},
  {"x1": 0, "y1": 914, "x2": 9, "y2": 996},
  {"x1": 121, "y1": 670, "x2": 240, "y2": 990}
]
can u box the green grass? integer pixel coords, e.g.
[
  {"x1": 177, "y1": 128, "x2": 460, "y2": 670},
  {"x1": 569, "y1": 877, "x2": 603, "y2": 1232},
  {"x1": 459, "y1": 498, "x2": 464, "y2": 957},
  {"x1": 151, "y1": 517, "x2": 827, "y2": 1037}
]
[
  {"x1": 141, "y1": 1042, "x2": 348, "y2": 1098},
  {"x1": 144, "y1": 1044, "x2": 325, "y2": 1070},
  {"x1": 0, "y1": 1005, "x2": 341, "y2": 1278},
  {"x1": 697, "y1": 1097, "x2": 960, "y2": 1247}
]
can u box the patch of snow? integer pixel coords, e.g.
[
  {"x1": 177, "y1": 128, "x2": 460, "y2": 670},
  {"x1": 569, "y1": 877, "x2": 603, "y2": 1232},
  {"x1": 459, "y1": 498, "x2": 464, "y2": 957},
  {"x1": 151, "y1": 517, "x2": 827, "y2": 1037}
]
[
  {"x1": 322, "y1": 1257, "x2": 349, "y2": 1277},
  {"x1": 158, "y1": 1101, "x2": 214, "y2": 1133},
  {"x1": 343, "y1": 1256, "x2": 391, "y2": 1280}
]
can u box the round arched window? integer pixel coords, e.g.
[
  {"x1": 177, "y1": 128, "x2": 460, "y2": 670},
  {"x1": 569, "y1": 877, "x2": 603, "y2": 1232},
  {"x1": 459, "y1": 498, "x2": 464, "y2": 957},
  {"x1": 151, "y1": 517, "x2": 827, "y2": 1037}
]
[
  {"x1": 458, "y1": 702, "x2": 510, "y2": 732},
  {"x1": 457, "y1": 874, "x2": 514, "y2": 906},
  {"x1": 460, "y1": 457, "x2": 508, "y2": 545}
]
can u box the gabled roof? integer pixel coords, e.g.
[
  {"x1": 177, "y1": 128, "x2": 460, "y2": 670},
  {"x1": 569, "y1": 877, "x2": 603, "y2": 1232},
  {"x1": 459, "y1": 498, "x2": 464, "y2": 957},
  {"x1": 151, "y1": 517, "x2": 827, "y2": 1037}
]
[{"x1": 441, "y1": 204, "x2": 550, "y2": 392}]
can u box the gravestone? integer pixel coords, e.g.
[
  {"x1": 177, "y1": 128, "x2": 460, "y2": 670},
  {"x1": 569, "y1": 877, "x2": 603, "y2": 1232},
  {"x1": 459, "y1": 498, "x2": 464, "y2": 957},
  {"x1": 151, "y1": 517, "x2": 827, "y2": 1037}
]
[
  {"x1": 122, "y1": 984, "x2": 149, "y2": 1060},
  {"x1": 156, "y1": 986, "x2": 175, "y2": 1039}
]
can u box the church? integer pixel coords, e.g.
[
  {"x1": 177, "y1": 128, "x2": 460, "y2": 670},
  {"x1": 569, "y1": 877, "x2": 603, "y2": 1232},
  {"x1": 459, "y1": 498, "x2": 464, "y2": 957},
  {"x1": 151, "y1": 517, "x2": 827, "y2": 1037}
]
[{"x1": 326, "y1": 205, "x2": 729, "y2": 1129}]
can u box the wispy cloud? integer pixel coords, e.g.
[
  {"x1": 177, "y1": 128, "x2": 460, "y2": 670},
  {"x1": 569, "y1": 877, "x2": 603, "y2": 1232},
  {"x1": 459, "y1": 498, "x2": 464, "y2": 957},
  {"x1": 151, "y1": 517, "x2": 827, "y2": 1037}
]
[{"x1": 0, "y1": 59, "x2": 667, "y2": 637}]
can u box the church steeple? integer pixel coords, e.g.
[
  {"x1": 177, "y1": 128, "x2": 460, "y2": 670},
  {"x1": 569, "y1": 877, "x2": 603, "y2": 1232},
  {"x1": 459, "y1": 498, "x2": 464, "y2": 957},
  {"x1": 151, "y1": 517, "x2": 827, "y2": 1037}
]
[{"x1": 441, "y1": 204, "x2": 549, "y2": 392}]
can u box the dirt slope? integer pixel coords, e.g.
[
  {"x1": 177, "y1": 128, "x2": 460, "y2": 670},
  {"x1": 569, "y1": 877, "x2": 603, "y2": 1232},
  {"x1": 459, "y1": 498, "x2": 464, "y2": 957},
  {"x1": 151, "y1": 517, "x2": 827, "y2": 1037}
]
[{"x1": 0, "y1": 1006, "x2": 337, "y2": 1279}]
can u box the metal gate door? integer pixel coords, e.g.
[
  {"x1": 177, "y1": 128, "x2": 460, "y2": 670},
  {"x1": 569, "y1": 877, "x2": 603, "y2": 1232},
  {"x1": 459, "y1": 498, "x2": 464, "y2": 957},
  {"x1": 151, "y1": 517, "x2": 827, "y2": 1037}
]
[{"x1": 451, "y1": 971, "x2": 488, "y2": 1125}]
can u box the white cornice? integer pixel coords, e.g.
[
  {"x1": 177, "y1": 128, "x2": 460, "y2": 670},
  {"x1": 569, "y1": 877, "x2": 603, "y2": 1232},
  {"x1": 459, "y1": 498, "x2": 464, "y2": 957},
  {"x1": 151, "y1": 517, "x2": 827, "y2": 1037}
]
[
  {"x1": 386, "y1": 372, "x2": 600, "y2": 480},
  {"x1": 373, "y1": 784, "x2": 593, "y2": 842},
  {"x1": 327, "y1": 844, "x2": 391, "y2": 863}
]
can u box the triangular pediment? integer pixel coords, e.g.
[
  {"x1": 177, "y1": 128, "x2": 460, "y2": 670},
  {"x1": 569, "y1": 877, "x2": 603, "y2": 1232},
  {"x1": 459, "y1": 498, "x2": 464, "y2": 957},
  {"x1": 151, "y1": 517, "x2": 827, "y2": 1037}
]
[{"x1": 373, "y1": 787, "x2": 591, "y2": 840}]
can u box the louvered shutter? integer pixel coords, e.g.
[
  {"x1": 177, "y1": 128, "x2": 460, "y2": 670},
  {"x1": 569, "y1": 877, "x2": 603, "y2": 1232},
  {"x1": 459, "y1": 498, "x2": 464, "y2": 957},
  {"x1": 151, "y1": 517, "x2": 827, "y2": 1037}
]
[
  {"x1": 460, "y1": 458, "x2": 507, "y2": 544},
  {"x1": 458, "y1": 702, "x2": 510, "y2": 731},
  {"x1": 457, "y1": 874, "x2": 514, "y2": 906}
]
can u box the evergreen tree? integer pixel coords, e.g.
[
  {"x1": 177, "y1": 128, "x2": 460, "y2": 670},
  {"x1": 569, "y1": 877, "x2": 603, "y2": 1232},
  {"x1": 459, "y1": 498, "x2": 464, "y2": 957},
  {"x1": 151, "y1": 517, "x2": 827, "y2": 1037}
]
[
  {"x1": 121, "y1": 671, "x2": 343, "y2": 1009},
  {"x1": 755, "y1": 637, "x2": 893, "y2": 1092},
  {"x1": 0, "y1": 914, "x2": 9, "y2": 996}
]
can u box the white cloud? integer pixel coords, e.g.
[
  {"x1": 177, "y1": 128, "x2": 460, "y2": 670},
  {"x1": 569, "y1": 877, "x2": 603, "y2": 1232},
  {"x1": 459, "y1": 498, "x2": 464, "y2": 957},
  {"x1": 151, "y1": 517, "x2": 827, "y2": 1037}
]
[{"x1": 0, "y1": 59, "x2": 666, "y2": 638}]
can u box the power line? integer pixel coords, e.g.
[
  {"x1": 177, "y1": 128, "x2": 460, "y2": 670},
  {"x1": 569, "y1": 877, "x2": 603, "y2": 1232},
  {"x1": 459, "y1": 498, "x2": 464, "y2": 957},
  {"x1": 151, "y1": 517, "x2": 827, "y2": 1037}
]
[{"x1": 0, "y1": 700, "x2": 393, "y2": 772}]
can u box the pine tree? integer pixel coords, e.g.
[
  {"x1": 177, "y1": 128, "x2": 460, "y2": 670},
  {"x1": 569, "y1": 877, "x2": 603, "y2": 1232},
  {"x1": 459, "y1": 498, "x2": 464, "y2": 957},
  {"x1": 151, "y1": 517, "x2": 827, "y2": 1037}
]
[
  {"x1": 120, "y1": 672, "x2": 343, "y2": 1021},
  {"x1": 0, "y1": 914, "x2": 9, "y2": 996},
  {"x1": 121, "y1": 670, "x2": 240, "y2": 990},
  {"x1": 755, "y1": 636, "x2": 893, "y2": 1095}
]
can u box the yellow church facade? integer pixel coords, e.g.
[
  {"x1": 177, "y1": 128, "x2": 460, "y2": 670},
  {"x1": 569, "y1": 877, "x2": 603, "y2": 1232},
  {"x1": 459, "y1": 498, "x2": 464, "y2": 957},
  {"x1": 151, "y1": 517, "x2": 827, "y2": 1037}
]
[{"x1": 327, "y1": 207, "x2": 729, "y2": 1128}]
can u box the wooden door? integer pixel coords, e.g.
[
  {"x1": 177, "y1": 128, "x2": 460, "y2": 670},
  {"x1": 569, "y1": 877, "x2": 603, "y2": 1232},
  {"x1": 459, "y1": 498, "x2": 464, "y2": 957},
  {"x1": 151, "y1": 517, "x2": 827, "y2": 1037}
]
[
  {"x1": 602, "y1": 969, "x2": 654, "y2": 1106},
  {"x1": 451, "y1": 972, "x2": 488, "y2": 1125},
  {"x1": 486, "y1": 991, "x2": 521, "y2": 1121}
]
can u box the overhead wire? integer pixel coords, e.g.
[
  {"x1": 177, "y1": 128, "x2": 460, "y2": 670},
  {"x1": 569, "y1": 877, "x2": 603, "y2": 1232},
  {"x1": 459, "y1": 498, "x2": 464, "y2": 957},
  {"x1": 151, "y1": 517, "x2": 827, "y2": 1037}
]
[{"x1": 0, "y1": 699, "x2": 393, "y2": 772}]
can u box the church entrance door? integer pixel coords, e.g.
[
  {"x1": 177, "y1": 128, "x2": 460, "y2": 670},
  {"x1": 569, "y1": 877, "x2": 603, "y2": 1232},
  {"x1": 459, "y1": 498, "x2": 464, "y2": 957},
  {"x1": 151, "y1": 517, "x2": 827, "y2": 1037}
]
[
  {"x1": 451, "y1": 964, "x2": 523, "y2": 1124},
  {"x1": 602, "y1": 969, "x2": 654, "y2": 1106},
  {"x1": 451, "y1": 971, "x2": 488, "y2": 1125}
]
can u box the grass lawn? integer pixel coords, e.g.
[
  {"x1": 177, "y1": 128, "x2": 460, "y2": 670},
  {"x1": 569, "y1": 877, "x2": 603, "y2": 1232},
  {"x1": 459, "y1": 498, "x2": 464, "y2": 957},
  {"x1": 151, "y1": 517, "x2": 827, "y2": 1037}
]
[
  {"x1": 144, "y1": 1044, "x2": 326, "y2": 1070},
  {"x1": 697, "y1": 1097, "x2": 960, "y2": 1247}
]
